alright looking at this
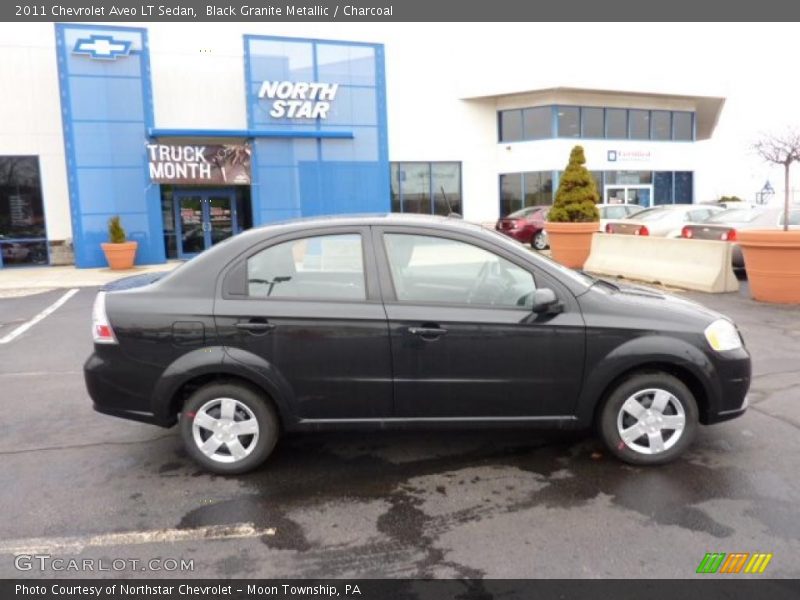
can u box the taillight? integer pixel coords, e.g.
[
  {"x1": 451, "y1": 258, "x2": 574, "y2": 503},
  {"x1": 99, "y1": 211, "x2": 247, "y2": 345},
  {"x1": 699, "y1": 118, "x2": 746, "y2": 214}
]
[
  {"x1": 92, "y1": 292, "x2": 117, "y2": 344},
  {"x1": 722, "y1": 229, "x2": 737, "y2": 242},
  {"x1": 635, "y1": 226, "x2": 649, "y2": 236},
  {"x1": 605, "y1": 224, "x2": 615, "y2": 233},
  {"x1": 682, "y1": 227, "x2": 693, "y2": 239}
]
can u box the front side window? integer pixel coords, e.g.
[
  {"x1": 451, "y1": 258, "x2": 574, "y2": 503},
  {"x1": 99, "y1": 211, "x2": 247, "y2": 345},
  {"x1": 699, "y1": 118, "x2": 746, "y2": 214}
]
[
  {"x1": 383, "y1": 234, "x2": 536, "y2": 308},
  {"x1": 247, "y1": 233, "x2": 365, "y2": 300}
]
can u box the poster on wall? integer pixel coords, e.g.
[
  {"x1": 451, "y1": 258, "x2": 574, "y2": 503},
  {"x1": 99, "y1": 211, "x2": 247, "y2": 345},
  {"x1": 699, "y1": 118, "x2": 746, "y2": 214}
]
[{"x1": 147, "y1": 143, "x2": 251, "y2": 185}]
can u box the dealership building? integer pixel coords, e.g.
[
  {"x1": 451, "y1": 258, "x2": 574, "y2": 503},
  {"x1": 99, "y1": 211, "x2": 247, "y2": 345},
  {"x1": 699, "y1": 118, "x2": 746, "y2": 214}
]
[{"x1": 0, "y1": 22, "x2": 725, "y2": 268}]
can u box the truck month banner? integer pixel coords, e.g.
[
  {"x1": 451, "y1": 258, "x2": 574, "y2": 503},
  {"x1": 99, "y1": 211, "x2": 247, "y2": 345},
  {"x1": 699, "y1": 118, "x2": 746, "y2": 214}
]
[{"x1": 147, "y1": 143, "x2": 251, "y2": 185}]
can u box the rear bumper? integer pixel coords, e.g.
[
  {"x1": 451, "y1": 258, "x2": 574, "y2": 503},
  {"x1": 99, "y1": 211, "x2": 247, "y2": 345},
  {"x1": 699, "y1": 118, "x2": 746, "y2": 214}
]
[{"x1": 84, "y1": 351, "x2": 174, "y2": 428}]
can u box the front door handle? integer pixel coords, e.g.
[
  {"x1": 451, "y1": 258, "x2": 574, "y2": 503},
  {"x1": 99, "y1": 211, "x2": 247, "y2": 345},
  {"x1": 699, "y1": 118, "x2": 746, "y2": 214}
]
[
  {"x1": 235, "y1": 320, "x2": 276, "y2": 334},
  {"x1": 408, "y1": 326, "x2": 448, "y2": 339}
]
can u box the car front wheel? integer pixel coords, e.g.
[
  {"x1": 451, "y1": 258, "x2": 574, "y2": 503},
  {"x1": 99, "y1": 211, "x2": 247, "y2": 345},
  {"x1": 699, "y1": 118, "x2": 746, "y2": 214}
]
[
  {"x1": 180, "y1": 381, "x2": 279, "y2": 474},
  {"x1": 532, "y1": 231, "x2": 549, "y2": 251},
  {"x1": 598, "y1": 372, "x2": 698, "y2": 465}
]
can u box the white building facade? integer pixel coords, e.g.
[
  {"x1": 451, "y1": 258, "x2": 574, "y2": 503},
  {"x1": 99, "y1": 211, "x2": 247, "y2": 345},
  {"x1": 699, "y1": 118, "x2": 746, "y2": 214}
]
[{"x1": 0, "y1": 22, "x2": 725, "y2": 268}]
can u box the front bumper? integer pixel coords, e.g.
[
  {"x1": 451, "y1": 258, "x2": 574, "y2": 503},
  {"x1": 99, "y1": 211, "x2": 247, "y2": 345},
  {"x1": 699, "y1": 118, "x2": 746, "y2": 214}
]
[{"x1": 702, "y1": 347, "x2": 751, "y2": 425}]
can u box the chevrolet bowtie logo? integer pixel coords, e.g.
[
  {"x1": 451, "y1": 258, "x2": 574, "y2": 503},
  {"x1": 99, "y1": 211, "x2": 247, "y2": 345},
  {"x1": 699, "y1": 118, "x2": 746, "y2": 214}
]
[{"x1": 73, "y1": 35, "x2": 132, "y2": 60}]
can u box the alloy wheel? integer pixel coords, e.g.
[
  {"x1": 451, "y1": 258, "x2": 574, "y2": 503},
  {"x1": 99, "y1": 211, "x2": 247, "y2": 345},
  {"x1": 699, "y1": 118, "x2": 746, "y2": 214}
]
[
  {"x1": 616, "y1": 388, "x2": 686, "y2": 455},
  {"x1": 191, "y1": 397, "x2": 260, "y2": 463}
]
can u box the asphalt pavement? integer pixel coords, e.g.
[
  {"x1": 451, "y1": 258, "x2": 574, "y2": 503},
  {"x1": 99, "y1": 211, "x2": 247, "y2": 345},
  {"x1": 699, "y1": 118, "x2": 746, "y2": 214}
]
[{"x1": 0, "y1": 283, "x2": 798, "y2": 579}]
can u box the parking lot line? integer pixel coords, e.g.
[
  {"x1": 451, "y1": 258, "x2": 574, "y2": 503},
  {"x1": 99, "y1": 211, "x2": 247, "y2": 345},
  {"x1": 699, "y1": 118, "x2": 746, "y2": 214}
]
[
  {"x1": 0, "y1": 288, "x2": 79, "y2": 345},
  {"x1": 0, "y1": 523, "x2": 276, "y2": 555}
]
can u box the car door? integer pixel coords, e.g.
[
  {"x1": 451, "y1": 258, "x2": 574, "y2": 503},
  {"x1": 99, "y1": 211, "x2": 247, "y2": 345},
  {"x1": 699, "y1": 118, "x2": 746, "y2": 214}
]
[
  {"x1": 214, "y1": 226, "x2": 393, "y2": 420},
  {"x1": 373, "y1": 226, "x2": 586, "y2": 419}
]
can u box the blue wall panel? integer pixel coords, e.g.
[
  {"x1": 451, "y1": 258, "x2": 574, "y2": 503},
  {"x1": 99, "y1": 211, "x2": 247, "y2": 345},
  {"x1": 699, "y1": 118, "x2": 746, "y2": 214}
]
[
  {"x1": 244, "y1": 35, "x2": 390, "y2": 225},
  {"x1": 56, "y1": 24, "x2": 163, "y2": 268}
]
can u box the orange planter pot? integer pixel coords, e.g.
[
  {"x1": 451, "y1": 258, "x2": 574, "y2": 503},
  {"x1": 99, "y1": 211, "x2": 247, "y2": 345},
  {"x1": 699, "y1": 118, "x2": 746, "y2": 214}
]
[
  {"x1": 544, "y1": 221, "x2": 598, "y2": 269},
  {"x1": 737, "y1": 230, "x2": 800, "y2": 304},
  {"x1": 101, "y1": 241, "x2": 138, "y2": 270}
]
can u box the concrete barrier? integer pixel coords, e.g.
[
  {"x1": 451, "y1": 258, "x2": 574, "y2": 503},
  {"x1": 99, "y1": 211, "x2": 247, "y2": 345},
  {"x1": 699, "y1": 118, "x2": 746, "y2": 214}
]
[{"x1": 584, "y1": 233, "x2": 739, "y2": 293}]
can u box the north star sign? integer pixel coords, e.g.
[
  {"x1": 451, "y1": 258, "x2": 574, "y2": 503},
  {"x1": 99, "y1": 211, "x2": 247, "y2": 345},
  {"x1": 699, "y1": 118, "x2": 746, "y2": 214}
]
[{"x1": 257, "y1": 81, "x2": 339, "y2": 119}]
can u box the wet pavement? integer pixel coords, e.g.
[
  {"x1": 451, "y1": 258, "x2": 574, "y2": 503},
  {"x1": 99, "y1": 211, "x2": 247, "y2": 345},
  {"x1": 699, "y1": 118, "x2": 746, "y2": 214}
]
[{"x1": 0, "y1": 284, "x2": 798, "y2": 578}]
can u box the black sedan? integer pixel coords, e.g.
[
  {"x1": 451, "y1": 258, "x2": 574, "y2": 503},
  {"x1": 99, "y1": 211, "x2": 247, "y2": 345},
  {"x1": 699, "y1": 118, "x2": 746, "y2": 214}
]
[{"x1": 85, "y1": 215, "x2": 751, "y2": 473}]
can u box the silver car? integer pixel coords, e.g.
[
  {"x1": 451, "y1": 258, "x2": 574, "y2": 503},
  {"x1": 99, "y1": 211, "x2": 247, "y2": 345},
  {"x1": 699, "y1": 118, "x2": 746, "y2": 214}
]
[{"x1": 605, "y1": 204, "x2": 724, "y2": 238}]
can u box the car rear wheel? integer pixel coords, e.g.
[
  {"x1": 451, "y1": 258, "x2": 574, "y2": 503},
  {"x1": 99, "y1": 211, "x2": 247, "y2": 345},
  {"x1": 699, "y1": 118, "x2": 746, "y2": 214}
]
[
  {"x1": 598, "y1": 372, "x2": 698, "y2": 465},
  {"x1": 532, "y1": 231, "x2": 549, "y2": 251},
  {"x1": 180, "y1": 382, "x2": 279, "y2": 474}
]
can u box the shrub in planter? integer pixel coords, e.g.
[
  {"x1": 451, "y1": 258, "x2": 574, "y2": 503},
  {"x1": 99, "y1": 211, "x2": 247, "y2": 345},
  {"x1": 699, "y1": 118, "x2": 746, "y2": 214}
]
[
  {"x1": 545, "y1": 145, "x2": 600, "y2": 268},
  {"x1": 101, "y1": 216, "x2": 138, "y2": 270}
]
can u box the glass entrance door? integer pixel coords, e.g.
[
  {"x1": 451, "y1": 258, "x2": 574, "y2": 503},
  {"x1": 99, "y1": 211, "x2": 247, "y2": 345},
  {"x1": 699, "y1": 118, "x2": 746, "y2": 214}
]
[
  {"x1": 604, "y1": 185, "x2": 653, "y2": 207},
  {"x1": 174, "y1": 189, "x2": 238, "y2": 258}
]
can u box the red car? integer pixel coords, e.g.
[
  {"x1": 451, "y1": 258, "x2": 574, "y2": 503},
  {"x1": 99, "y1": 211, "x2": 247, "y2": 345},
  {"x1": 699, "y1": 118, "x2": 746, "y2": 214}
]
[{"x1": 495, "y1": 206, "x2": 551, "y2": 250}]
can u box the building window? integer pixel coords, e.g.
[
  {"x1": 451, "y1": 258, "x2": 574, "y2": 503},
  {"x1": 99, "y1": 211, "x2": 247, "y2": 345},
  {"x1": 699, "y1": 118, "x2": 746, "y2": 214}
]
[
  {"x1": 499, "y1": 171, "x2": 553, "y2": 216},
  {"x1": 651, "y1": 111, "x2": 672, "y2": 141},
  {"x1": 0, "y1": 156, "x2": 48, "y2": 267},
  {"x1": 582, "y1": 107, "x2": 604, "y2": 138},
  {"x1": 605, "y1": 108, "x2": 628, "y2": 139},
  {"x1": 605, "y1": 171, "x2": 652, "y2": 185},
  {"x1": 673, "y1": 112, "x2": 693, "y2": 141},
  {"x1": 556, "y1": 106, "x2": 580, "y2": 138},
  {"x1": 499, "y1": 173, "x2": 522, "y2": 217},
  {"x1": 498, "y1": 106, "x2": 696, "y2": 142},
  {"x1": 523, "y1": 107, "x2": 552, "y2": 139},
  {"x1": 629, "y1": 110, "x2": 650, "y2": 140},
  {"x1": 653, "y1": 171, "x2": 673, "y2": 204},
  {"x1": 391, "y1": 162, "x2": 462, "y2": 216},
  {"x1": 674, "y1": 172, "x2": 694, "y2": 203},
  {"x1": 499, "y1": 110, "x2": 523, "y2": 142}
]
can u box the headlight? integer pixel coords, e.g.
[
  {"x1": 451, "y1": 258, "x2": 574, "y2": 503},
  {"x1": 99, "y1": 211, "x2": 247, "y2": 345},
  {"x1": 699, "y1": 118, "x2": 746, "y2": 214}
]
[{"x1": 704, "y1": 319, "x2": 742, "y2": 352}]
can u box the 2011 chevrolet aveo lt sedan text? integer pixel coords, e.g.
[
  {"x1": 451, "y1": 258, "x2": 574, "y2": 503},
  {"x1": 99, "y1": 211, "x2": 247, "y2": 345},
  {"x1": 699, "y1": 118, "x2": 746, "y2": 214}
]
[{"x1": 85, "y1": 215, "x2": 751, "y2": 474}]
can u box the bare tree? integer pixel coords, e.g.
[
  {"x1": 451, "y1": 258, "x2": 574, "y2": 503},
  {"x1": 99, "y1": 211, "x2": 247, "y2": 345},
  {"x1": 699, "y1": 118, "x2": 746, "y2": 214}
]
[{"x1": 753, "y1": 129, "x2": 800, "y2": 231}]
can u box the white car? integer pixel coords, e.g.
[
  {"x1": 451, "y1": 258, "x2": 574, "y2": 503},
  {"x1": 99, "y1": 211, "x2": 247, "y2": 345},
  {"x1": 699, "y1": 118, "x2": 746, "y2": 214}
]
[
  {"x1": 597, "y1": 203, "x2": 645, "y2": 232},
  {"x1": 605, "y1": 204, "x2": 725, "y2": 238}
]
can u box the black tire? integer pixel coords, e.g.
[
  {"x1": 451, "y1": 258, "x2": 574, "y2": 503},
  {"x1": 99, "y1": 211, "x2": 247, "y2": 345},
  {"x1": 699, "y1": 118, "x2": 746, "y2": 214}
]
[
  {"x1": 597, "y1": 372, "x2": 698, "y2": 466},
  {"x1": 532, "y1": 231, "x2": 549, "y2": 251},
  {"x1": 180, "y1": 381, "x2": 279, "y2": 474}
]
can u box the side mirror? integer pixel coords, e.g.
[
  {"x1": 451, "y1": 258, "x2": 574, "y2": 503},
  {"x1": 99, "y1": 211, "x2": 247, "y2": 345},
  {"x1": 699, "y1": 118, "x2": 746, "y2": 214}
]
[{"x1": 532, "y1": 288, "x2": 561, "y2": 314}]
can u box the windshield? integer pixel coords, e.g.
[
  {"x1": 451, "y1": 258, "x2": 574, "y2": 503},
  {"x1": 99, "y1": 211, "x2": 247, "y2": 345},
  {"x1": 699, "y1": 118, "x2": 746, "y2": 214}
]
[
  {"x1": 779, "y1": 209, "x2": 800, "y2": 226},
  {"x1": 631, "y1": 207, "x2": 672, "y2": 222},
  {"x1": 705, "y1": 208, "x2": 760, "y2": 224}
]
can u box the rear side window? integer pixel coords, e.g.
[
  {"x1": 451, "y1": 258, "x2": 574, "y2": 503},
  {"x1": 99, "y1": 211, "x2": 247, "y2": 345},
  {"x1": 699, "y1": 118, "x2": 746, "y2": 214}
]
[
  {"x1": 780, "y1": 210, "x2": 800, "y2": 226},
  {"x1": 603, "y1": 206, "x2": 628, "y2": 219},
  {"x1": 247, "y1": 234, "x2": 365, "y2": 300}
]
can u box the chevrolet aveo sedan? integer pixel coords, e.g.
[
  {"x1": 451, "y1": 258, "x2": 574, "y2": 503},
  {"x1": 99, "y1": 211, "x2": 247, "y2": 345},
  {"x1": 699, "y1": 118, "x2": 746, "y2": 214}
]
[{"x1": 85, "y1": 215, "x2": 751, "y2": 474}]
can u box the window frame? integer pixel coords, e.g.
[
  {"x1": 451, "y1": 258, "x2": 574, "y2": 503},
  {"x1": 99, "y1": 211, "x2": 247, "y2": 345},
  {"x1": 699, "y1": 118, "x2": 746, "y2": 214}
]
[
  {"x1": 372, "y1": 226, "x2": 540, "y2": 311},
  {"x1": 391, "y1": 161, "x2": 463, "y2": 215},
  {"x1": 221, "y1": 225, "x2": 381, "y2": 303}
]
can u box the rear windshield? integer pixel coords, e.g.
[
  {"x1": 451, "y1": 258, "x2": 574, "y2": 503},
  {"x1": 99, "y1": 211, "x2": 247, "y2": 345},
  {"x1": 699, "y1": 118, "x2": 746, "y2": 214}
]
[
  {"x1": 705, "y1": 208, "x2": 761, "y2": 224},
  {"x1": 631, "y1": 208, "x2": 671, "y2": 222},
  {"x1": 507, "y1": 207, "x2": 543, "y2": 219}
]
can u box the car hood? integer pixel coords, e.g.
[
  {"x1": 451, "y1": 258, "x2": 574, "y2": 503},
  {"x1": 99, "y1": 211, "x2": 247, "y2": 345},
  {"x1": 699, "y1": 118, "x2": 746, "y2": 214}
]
[{"x1": 586, "y1": 278, "x2": 724, "y2": 325}]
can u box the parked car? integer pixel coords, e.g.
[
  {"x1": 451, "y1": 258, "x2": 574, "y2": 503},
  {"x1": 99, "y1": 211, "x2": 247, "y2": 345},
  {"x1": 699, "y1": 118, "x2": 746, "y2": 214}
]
[
  {"x1": 681, "y1": 206, "x2": 800, "y2": 271},
  {"x1": 597, "y1": 203, "x2": 644, "y2": 232},
  {"x1": 605, "y1": 204, "x2": 724, "y2": 237},
  {"x1": 495, "y1": 205, "x2": 550, "y2": 250},
  {"x1": 86, "y1": 215, "x2": 751, "y2": 474}
]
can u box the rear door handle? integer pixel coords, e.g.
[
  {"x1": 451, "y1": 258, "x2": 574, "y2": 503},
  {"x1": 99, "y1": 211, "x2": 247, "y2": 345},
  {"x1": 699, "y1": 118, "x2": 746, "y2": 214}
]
[
  {"x1": 408, "y1": 326, "x2": 448, "y2": 339},
  {"x1": 235, "y1": 320, "x2": 276, "y2": 334}
]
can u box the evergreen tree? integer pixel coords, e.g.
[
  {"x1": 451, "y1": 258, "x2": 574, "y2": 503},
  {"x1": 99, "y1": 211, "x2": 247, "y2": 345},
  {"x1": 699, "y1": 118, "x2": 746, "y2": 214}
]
[
  {"x1": 107, "y1": 216, "x2": 127, "y2": 244},
  {"x1": 547, "y1": 145, "x2": 600, "y2": 223}
]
